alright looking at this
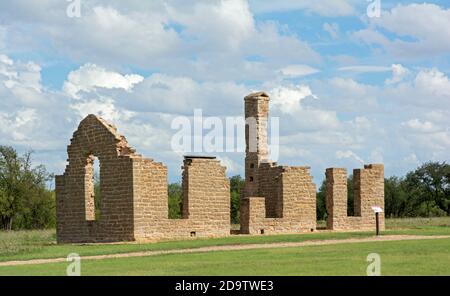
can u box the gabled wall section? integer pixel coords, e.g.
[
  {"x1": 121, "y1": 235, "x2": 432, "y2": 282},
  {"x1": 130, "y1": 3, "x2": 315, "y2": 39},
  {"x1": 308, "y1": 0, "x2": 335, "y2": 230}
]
[{"x1": 56, "y1": 115, "x2": 230, "y2": 243}]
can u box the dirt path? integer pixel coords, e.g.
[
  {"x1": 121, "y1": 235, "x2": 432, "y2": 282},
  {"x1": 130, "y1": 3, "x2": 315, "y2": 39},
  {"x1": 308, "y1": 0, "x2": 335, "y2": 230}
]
[{"x1": 1, "y1": 235, "x2": 449, "y2": 267}]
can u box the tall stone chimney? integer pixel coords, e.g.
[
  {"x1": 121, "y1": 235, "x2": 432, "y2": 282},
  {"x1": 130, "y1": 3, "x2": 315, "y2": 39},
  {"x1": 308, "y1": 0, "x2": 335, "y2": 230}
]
[{"x1": 244, "y1": 91, "x2": 270, "y2": 197}]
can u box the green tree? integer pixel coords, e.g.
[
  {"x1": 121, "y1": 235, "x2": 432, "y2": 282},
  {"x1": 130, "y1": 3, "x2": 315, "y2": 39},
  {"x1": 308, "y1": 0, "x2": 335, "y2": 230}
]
[
  {"x1": 230, "y1": 175, "x2": 244, "y2": 224},
  {"x1": 0, "y1": 146, "x2": 53, "y2": 230},
  {"x1": 384, "y1": 176, "x2": 409, "y2": 217},
  {"x1": 168, "y1": 183, "x2": 182, "y2": 219},
  {"x1": 347, "y1": 175, "x2": 354, "y2": 216},
  {"x1": 404, "y1": 161, "x2": 450, "y2": 216},
  {"x1": 316, "y1": 179, "x2": 326, "y2": 221}
]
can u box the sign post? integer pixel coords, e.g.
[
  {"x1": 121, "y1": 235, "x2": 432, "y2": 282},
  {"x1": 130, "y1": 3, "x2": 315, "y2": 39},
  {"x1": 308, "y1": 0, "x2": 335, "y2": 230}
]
[{"x1": 371, "y1": 206, "x2": 383, "y2": 236}]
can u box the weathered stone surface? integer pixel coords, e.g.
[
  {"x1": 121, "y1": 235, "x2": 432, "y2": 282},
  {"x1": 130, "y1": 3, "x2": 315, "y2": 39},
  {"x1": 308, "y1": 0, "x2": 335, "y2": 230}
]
[
  {"x1": 56, "y1": 116, "x2": 229, "y2": 243},
  {"x1": 240, "y1": 93, "x2": 317, "y2": 235},
  {"x1": 325, "y1": 165, "x2": 385, "y2": 231},
  {"x1": 56, "y1": 91, "x2": 385, "y2": 243}
]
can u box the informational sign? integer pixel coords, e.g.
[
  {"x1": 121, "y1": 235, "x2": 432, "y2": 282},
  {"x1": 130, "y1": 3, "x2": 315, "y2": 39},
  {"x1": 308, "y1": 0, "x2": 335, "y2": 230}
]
[{"x1": 372, "y1": 206, "x2": 383, "y2": 213}]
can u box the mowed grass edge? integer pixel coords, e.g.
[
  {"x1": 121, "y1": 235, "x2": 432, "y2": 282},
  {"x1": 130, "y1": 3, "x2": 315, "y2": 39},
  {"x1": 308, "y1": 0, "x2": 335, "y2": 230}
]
[
  {"x1": 1, "y1": 217, "x2": 450, "y2": 263},
  {"x1": 1, "y1": 237, "x2": 449, "y2": 276}
]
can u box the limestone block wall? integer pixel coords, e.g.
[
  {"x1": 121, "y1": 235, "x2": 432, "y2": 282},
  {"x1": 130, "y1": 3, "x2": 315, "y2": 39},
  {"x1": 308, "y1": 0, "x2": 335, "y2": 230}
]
[
  {"x1": 57, "y1": 93, "x2": 387, "y2": 244},
  {"x1": 244, "y1": 92, "x2": 270, "y2": 198},
  {"x1": 241, "y1": 92, "x2": 317, "y2": 235},
  {"x1": 240, "y1": 165, "x2": 317, "y2": 235},
  {"x1": 258, "y1": 163, "x2": 283, "y2": 217},
  {"x1": 325, "y1": 164, "x2": 385, "y2": 231},
  {"x1": 132, "y1": 157, "x2": 168, "y2": 239},
  {"x1": 56, "y1": 115, "x2": 136, "y2": 243},
  {"x1": 354, "y1": 164, "x2": 385, "y2": 230},
  {"x1": 129, "y1": 157, "x2": 231, "y2": 241},
  {"x1": 56, "y1": 115, "x2": 230, "y2": 243}
]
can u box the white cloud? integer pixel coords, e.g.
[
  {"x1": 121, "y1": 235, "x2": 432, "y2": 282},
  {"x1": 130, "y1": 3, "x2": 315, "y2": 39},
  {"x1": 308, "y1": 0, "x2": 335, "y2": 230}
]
[
  {"x1": 0, "y1": 0, "x2": 320, "y2": 81},
  {"x1": 0, "y1": 54, "x2": 13, "y2": 66},
  {"x1": 270, "y1": 84, "x2": 316, "y2": 114},
  {"x1": 168, "y1": 0, "x2": 255, "y2": 51},
  {"x1": 128, "y1": 73, "x2": 249, "y2": 115},
  {"x1": 336, "y1": 150, "x2": 364, "y2": 164},
  {"x1": 403, "y1": 153, "x2": 420, "y2": 165},
  {"x1": 414, "y1": 68, "x2": 450, "y2": 97},
  {"x1": 278, "y1": 64, "x2": 320, "y2": 77},
  {"x1": 0, "y1": 108, "x2": 38, "y2": 141},
  {"x1": 402, "y1": 119, "x2": 440, "y2": 134},
  {"x1": 70, "y1": 98, "x2": 136, "y2": 123},
  {"x1": 385, "y1": 64, "x2": 409, "y2": 85},
  {"x1": 0, "y1": 0, "x2": 449, "y2": 184},
  {"x1": 63, "y1": 64, "x2": 144, "y2": 99},
  {"x1": 355, "y1": 3, "x2": 450, "y2": 58},
  {"x1": 249, "y1": 0, "x2": 355, "y2": 16},
  {"x1": 338, "y1": 65, "x2": 391, "y2": 73}
]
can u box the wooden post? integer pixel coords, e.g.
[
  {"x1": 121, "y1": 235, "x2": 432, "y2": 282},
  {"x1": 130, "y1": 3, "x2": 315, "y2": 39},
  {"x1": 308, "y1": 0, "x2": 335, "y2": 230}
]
[{"x1": 375, "y1": 212, "x2": 380, "y2": 236}]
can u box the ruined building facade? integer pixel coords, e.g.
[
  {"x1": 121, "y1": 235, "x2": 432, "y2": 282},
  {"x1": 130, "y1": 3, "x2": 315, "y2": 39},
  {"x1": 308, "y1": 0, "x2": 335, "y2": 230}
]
[
  {"x1": 56, "y1": 92, "x2": 384, "y2": 244},
  {"x1": 240, "y1": 92, "x2": 317, "y2": 235},
  {"x1": 56, "y1": 115, "x2": 229, "y2": 243},
  {"x1": 239, "y1": 92, "x2": 384, "y2": 235}
]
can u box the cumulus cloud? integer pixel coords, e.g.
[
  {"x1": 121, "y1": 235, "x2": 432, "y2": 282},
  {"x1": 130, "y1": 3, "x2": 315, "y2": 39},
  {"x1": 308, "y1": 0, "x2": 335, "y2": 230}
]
[
  {"x1": 402, "y1": 119, "x2": 440, "y2": 134},
  {"x1": 270, "y1": 84, "x2": 317, "y2": 114},
  {"x1": 0, "y1": 0, "x2": 449, "y2": 183},
  {"x1": 63, "y1": 63, "x2": 144, "y2": 99},
  {"x1": 354, "y1": 3, "x2": 450, "y2": 58},
  {"x1": 168, "y1": 0, "x2": 255, "y2": 51},
  {"x1": 0, "y1": 0, "x2": 320, "y2": 81},
  {"x1": 414, "y1": 68, "x2": 450, "y2": 97},
  {"x1": 385, "y1": 64, "x2": 409, "y2": 85}
]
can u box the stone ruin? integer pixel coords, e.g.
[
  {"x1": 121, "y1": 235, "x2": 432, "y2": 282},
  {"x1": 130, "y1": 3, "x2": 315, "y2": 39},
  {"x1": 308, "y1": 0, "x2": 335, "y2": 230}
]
[{"x1": 56, "y1": 92, "x2": 384, "y2": 243}]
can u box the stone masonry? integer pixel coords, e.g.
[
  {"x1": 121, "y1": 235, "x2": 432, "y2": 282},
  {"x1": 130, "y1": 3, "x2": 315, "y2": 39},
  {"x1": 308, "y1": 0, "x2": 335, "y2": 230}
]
[
  {"x1": 325, "y1": 165, "x2": 385, "y2": 231},
  {"x1": 56, "y1": 91, "x2": 385, "y2": 243},
  {"x1": 56, "y1": 115, "x2": 229, "y2": 243},
  {"x1": 240, "y1": 92, "x2": 317, "y2": 235}
]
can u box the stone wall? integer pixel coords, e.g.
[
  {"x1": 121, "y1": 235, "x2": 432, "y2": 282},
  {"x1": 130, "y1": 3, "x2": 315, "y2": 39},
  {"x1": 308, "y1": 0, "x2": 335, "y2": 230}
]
[
  {"x1": 132, "y1": 157, "x2": 230, "y2": 240},
  {"x1": 240, "y1": 92, "x2": 317, "y2": 235},
  {"x1": 56, "y1": 115, "x2": 230, "y2": 243},
  {"x1": 56, "y1": 115, "x2": 136, "y2": 243},
  {"x1": 56, "y1": 91, "x2": 386, "y2": 243},
  {"x1": 325, "y1": 164, "x2": 385, "y2": 231},
  {"x1": 240, "y1": 165, "x2": 316, "y2": 235}
]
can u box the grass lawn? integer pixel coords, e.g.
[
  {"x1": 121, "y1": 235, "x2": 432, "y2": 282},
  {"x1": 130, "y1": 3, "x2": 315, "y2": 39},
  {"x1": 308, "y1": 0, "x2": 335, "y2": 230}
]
[
  {"x1": 0, "y1": 217, "x2": 449, "y2": 265},
  {"x1": 0, "y1": 237, "x2": 449, "y2": 276}
]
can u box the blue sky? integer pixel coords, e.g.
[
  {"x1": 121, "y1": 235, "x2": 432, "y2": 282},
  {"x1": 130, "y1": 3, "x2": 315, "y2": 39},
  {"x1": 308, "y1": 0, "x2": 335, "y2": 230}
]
[{"x1": 0, "y1": 0, "x2": 449, "y2": 186}]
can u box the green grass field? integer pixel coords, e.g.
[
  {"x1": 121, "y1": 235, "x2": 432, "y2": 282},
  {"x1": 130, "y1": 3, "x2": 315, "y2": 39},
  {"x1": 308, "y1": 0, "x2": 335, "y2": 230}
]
[
  {"x1": 1, "y1": 238, "x2": 449, "y2": 276},
  {"x1": 0, "y1": 217, "x2": 449, "y2": 275}
]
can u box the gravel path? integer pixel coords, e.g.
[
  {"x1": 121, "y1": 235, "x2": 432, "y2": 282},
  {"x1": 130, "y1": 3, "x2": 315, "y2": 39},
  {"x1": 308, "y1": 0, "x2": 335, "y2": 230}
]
[{"x1": 1, "y1": 235, "x2": 449, "y2": 267}]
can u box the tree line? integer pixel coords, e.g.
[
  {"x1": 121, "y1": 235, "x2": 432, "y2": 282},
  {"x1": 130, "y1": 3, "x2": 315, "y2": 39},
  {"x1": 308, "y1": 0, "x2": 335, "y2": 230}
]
[
  {"x1": 138, "y1": 162, "x2": 450, "y2": 224},
  {"x1": 1, "y1": 145, "x2": 448, "y2": 230},
  {"x1": 316, "y1": 161, "x2": 449, "y2": 221}
]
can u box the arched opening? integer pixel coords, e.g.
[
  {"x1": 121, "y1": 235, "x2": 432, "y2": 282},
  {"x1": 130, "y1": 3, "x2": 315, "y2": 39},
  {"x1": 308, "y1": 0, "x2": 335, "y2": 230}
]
[{"x1": 85, "y1": 155, "x2": 101, "y2": 221}]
